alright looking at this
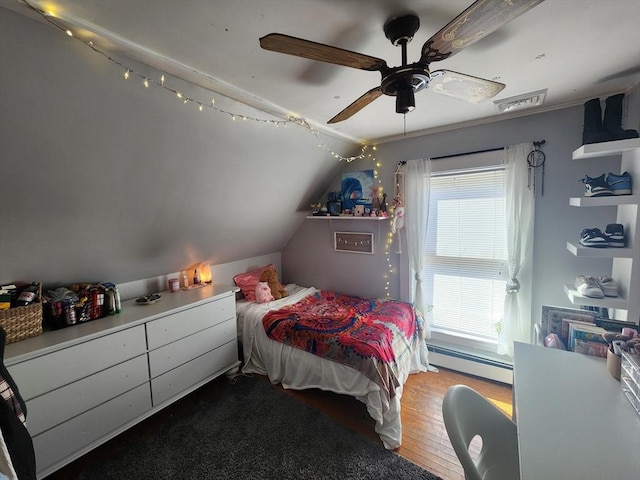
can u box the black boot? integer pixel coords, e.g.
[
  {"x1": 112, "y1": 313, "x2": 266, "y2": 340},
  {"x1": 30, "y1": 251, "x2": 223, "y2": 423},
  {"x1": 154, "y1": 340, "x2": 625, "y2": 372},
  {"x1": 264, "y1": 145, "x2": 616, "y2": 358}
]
[
  {"x1": 603, "y1": 93, "x2": 639, "y2": 141},
  {"x1": 582, "y1": 98, "x2": 611, "y2": 145}
]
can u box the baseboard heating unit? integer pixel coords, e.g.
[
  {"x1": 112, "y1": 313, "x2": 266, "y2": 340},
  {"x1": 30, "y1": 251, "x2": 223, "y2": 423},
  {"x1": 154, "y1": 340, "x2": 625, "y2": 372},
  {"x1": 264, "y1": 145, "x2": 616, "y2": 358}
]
[{"x1": 427, "y1": 344, "x2": 513, "y2": 385}]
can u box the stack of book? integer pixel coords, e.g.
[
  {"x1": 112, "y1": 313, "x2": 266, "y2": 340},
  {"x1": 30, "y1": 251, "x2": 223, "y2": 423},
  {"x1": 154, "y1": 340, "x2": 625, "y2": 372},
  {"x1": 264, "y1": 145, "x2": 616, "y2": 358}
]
[{"x1": 568, "y1": 322, "x2": 608, "y2": 358}]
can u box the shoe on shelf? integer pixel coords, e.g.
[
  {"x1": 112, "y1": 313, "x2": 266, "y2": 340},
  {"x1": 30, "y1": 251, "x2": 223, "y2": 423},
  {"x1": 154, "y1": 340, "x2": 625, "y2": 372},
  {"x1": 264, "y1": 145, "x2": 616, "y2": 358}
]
[
  {"x1": 598, "y1": 276, "x2": 619, "y2": 297},
  {"x1": 604, "y1": 223, "x2": 626, "y2": 247},
  {"x1": 580, "y1": 174, "x2": 613, "y2": 197},
  {"x1": 606, "y1": 171, "x2": 632, "y2": 195},
  {"x1": 575, "y1": 275, "x2": 604, "y2": 298},
  {"x1": 579, "y1": 228, "x2": 609, "y2": 248}
]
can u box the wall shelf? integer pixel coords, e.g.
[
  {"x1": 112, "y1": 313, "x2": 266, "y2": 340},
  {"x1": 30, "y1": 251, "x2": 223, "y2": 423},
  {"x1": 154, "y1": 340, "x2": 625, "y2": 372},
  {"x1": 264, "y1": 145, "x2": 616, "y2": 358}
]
[
  {"x1": 566, "y1": 241, "x2": 634, "y2": 258},
  {"x1": 306, "y1": 216, "x2": 388, "y2": 221},
  {"x1": 567, "y1": 138, "x2": 639, "y2": 324},
  {"x1": 564, "y1": 284, "x2": 628, "y2": 309},
  {"x1": 572, "y1": 138, "x2": 640, "y2": 159},
  {"x1": 569, "y1": 195, "x2": 639, "y2": 207}
]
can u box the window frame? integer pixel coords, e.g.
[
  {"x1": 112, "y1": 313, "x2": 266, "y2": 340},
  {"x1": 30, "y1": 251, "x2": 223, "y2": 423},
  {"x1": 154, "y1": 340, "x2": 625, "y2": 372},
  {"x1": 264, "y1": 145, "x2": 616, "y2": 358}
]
[{"x1": 416, "y1": 150, "x2": 508, "y2": 351}]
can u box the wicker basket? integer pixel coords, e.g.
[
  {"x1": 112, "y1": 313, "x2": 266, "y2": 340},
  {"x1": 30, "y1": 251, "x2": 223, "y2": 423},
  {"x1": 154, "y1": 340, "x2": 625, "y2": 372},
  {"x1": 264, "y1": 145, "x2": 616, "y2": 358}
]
[{"x1": 0, "y1": 283, "x2": 43, "y2": 344}]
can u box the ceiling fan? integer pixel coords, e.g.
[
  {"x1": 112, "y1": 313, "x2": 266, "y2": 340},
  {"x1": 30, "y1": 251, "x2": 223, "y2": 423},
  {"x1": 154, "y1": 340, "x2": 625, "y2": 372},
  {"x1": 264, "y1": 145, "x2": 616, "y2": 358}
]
[{"x1": 260, "y1": 0, "x2": 545, "y2": 123}]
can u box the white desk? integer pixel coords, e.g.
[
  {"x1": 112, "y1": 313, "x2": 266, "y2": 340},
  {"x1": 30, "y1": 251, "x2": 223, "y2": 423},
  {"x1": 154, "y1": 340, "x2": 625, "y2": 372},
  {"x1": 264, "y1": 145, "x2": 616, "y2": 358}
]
[{"x1": 513, "y1": 342, "x2": 640, "y2": 480}]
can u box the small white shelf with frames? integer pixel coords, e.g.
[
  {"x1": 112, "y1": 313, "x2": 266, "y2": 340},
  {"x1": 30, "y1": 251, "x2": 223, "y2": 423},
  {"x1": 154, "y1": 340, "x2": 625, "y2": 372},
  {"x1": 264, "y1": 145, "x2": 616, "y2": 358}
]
[{"x1": 306, "y1": 216, "x2": 388, "y2": 220}]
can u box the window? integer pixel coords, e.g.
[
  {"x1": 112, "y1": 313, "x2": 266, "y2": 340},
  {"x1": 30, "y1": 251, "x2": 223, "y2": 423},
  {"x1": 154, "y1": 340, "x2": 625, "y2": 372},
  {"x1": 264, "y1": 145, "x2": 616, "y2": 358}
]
[{"x1": 422, "y1": 165, "x2": 508, "y2": 343}]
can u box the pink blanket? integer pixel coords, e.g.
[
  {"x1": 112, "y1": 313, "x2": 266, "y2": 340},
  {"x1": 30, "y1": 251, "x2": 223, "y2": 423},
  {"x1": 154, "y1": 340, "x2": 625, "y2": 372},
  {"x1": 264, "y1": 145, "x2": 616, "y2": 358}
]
[{"x1": 262, "y1": 291, "x2": 425, "y2": 397}]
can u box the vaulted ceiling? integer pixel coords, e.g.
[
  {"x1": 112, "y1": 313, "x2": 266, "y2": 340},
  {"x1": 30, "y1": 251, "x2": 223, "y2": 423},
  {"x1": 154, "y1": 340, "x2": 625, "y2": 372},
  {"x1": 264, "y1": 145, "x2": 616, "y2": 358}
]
[{"x1": 3, "y1": 0, "x2": 640, "y2": 143}]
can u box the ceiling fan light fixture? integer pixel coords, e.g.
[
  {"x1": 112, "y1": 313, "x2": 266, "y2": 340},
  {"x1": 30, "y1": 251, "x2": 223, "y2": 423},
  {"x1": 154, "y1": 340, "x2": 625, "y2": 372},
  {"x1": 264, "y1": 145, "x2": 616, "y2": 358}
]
[
  {"x1": 430, "y1": 70, "x2": 506, "y2": 104},
  {"x1": 494, "y1": 89, "x2": 548, "y2": 113},
  {"x1": 396, "y1": 87, "x2": 416, "y2": 114},
  {"x1": 260, "y1": 1, "x2": 545, "y2": 123}
]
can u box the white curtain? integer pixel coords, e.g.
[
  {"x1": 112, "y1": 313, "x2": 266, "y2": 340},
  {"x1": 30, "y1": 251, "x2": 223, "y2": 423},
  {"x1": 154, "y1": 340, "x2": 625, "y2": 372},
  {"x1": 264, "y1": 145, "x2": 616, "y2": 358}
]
[
  {"x1": 497, "y1": 143, "x2": 535, "y2": 356},
  {"x1": 404, "y1": 159, "x2": 432, "y2": 339}
]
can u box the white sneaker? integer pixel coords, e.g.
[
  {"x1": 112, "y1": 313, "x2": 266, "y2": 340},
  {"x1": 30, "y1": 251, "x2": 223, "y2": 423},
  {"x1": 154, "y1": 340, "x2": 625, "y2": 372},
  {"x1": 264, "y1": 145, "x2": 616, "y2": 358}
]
[
  {"x1": 575, "y1": 275, "x2": 604, "y2": 298},
  {"x1": 598, "y1": 276, "x2": 618, "y2": 297}
]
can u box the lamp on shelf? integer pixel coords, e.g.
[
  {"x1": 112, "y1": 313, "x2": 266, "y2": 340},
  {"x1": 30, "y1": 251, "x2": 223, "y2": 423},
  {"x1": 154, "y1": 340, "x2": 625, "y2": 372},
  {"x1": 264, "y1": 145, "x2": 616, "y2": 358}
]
[
  {"x1": 181, "y1": 262, "x2": 212, "y2": 289},
  {"x1": 199, "y1": 263, "x2": 212, "y2": 284}
]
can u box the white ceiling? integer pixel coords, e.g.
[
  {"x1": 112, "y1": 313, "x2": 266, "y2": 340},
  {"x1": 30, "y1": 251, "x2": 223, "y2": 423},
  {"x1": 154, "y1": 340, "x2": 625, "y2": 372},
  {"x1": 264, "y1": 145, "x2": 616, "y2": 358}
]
[{"x1": 4, "y1": 0, "x2": 640, "y2": 143}]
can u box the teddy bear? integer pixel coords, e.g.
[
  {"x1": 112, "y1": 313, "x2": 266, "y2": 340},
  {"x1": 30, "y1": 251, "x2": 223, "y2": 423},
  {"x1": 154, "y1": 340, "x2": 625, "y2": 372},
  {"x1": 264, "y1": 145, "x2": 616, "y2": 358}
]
[
  {"x1": 260, "y1": 268, "x2": 288, "y2": 300},
  {"x1": 254, "y1": 281, "x2": 274, "y2": 304}
]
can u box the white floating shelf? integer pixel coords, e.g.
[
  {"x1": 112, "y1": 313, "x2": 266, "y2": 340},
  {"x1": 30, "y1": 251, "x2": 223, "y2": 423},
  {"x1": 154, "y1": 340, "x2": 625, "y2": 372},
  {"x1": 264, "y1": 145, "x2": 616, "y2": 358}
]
[
  {"x1": 566, "y1": 241, "x2": 634, "y2": 258},
  {"x1": 572, "y1": 138, "x2": 640, "y2": 160},
  {"x1": 569, "y1": 195, "x2": 639, "y2": 207},
  {"x1": 564, "y1": 284, "x2": 628, "y2": 309},
  {"x1": 306, "y1": 216, "x2": 388, "y2": 221}
]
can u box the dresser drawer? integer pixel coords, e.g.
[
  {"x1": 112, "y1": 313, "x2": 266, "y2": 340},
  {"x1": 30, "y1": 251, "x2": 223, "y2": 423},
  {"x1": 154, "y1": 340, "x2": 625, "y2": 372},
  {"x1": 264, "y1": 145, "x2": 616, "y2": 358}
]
[
  {"x1": 146, "y1": 295, "x2": 235, "y2": 350},
  {"x1": 148, "y1": 318, "x2": 236, "y2": 379},
  {"x1": 32, "y1": 383, "x2": 151, "y2": 476},
  {"x1": 26, "y1": 354, "x2": 149, "y2": 437},
  {"x1": 8, "y1": 325, "x2": 146, "y2": 401},
  {"x1": 151, "y1": 340, "x2": 237, "y2": 406}
]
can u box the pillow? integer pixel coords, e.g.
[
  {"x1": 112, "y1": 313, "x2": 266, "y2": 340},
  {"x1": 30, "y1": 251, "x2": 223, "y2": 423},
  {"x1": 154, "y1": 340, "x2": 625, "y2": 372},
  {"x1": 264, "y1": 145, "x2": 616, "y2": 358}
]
[{"x1": 233, "y1": 264, "x2": 276, "y2": 301}]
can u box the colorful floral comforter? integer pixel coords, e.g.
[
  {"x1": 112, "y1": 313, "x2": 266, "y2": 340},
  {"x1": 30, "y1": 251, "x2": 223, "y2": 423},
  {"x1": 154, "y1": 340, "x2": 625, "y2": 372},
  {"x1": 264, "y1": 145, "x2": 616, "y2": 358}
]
[{"x1": 262, "y1": 290, "x2": 425, "y2": 397}]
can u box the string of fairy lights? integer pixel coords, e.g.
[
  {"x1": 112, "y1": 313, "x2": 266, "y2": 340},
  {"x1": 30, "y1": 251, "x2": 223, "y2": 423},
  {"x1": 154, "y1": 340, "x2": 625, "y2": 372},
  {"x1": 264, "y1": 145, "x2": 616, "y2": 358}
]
[
  {"x1": 24, "y1": 0, "x2": 399, "y2": 296},
  {"x1": 24, "y1": 1, "x2": 371, "y2": 163}
]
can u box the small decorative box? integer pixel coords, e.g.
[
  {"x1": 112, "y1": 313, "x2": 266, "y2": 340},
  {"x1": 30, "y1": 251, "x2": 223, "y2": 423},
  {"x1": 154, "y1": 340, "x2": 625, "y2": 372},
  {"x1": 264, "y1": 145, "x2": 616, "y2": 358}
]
[{"x1": 620, "y1": 352, "x2": 640, "y2": 416}]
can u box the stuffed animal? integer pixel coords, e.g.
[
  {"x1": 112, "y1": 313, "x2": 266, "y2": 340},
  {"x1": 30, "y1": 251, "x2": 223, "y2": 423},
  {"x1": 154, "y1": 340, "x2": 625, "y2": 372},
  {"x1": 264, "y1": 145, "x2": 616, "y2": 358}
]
[
  {"x1": 260, "y1": 269, "x2": 288, "y2": 300},
  {"x1": 255, "y1": 281, "x2": 274, "y2": 304}
]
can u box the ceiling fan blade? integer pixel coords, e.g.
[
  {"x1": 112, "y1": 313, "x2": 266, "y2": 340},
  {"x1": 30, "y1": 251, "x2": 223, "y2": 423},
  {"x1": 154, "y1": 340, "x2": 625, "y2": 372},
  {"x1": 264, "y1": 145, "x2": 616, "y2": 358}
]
[
  {"x1": 430, "y1": 70, "x2": 505, "y2": 103},
  {"x1": 420, "y1": 0, "x2": 545, "y2": 64},
  {"x1": 328, "y1": 87, "x2": 383, "y2": 123},
  {"x1": 260, "y1": 33, "x2": 388, "y2": 72}
]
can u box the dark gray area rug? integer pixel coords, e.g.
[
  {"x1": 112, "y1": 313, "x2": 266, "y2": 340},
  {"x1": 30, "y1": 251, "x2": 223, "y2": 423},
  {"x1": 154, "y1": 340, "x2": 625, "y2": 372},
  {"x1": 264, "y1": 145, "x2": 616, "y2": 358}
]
[{"x1": 78, "y1": 375, "x2": 442, "y2": 480}]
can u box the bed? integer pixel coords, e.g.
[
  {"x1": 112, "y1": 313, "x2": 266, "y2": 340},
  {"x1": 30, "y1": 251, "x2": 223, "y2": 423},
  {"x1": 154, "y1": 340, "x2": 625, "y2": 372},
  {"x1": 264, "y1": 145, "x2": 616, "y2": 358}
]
[{"x1": 235, "y1": 283, "x2": 430, "y2": 450}]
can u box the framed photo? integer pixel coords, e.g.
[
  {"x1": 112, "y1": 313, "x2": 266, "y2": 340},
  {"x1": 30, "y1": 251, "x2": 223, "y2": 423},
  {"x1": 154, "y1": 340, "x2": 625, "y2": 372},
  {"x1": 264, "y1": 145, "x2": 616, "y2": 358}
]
[
  {"x1": 327, "y1": 202, "x2": 342, "y2": 216},
  {"x1": 540, "y1": 305, "x2": 597, "y2": 340},
  {"x1": 334, "y1": 232, "x2": 374, "y2": 254}
]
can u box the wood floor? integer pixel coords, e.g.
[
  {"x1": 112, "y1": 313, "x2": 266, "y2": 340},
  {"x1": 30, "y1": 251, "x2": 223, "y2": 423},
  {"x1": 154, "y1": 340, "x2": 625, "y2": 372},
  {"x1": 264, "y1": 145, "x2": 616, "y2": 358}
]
[
  {"x1": 281, "y1": 367, "x2": 513, "y2": 480},
  {"x1": 44, "y1": 367, "x2": 512, "y2": 480}
]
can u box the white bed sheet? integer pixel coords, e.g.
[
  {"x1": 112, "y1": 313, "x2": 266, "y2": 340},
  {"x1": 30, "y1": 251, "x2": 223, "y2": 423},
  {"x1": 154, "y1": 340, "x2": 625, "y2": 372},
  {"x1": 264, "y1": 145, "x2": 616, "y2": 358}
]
[{"x1": 236, "y1": 284, "x2": 430, "y2": 449}]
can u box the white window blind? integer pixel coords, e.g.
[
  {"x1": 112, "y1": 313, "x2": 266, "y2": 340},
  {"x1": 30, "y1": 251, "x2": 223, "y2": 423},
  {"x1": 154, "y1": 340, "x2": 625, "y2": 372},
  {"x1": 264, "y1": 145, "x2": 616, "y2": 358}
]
[{"x1": 422, "y1": 168, "x2": 507, "y2": 341}]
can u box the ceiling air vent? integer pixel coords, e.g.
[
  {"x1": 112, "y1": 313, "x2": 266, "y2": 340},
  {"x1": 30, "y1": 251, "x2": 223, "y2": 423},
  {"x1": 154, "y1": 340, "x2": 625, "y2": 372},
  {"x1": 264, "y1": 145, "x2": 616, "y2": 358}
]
[{"x1": 494, "y1": 89, "x2": 547, "y2": 114}]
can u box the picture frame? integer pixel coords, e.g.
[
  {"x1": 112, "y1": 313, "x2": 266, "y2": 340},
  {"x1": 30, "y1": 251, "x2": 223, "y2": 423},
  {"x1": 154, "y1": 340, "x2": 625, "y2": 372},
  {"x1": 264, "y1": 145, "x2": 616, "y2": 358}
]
[
  {"x1": 540, "y1": 305, "x2": 597, "y2": 340},
  {"x1": 334, "y1": 231, "x2": 374, "y2": 254},
  {"x1": 327, "y1": 202, "x2": 342, "y2": 216}
]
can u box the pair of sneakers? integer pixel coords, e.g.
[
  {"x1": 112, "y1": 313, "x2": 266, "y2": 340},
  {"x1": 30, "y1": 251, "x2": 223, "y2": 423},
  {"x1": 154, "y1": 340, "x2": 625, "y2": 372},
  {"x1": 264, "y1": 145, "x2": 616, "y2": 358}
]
[
  {"x1": 579, "y1": 224, "x2": 625, "y2": 248},
  {"x1": 580, "y1": 172, "x2": 633, "y2": 197},
  {"x1": 575, "y1": 275, "x2": 618, "y2": 298}
]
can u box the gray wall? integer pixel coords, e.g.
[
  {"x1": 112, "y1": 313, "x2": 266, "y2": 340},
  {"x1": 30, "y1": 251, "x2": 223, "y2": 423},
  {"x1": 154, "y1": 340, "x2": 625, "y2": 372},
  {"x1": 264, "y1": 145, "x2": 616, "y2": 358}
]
[
  {"x1": 284, "y1": 91, "x2": 640, "y2": 327},
  {"x1": 0, "y1": 8, "x2": 352, "y2": 287}
]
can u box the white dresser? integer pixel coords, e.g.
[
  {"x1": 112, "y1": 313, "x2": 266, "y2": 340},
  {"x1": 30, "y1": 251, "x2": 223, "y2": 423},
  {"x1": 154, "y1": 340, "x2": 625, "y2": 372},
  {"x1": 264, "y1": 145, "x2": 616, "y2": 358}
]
[{"x1": 4, "y1": 283, "x2": 240, "y2": 479}]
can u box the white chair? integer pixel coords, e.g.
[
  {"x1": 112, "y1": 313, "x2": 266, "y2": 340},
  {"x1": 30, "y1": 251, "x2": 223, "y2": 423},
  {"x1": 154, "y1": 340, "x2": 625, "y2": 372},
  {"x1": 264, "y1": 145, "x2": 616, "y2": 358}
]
[{"x1": 442, "y1": 384, "x2": 520, "y2": 480}]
